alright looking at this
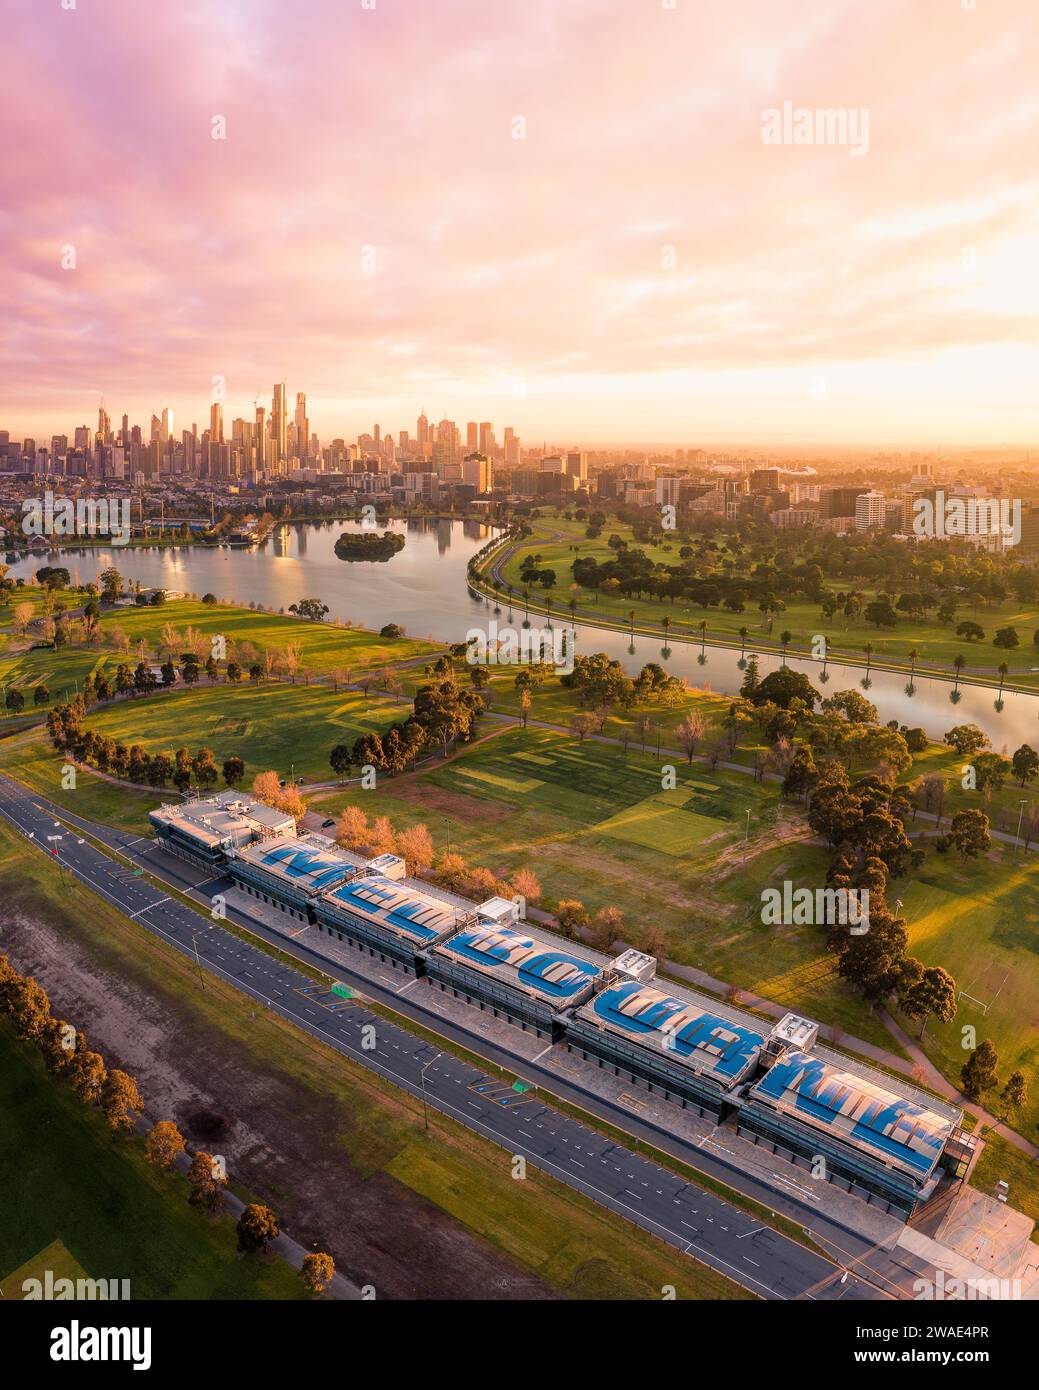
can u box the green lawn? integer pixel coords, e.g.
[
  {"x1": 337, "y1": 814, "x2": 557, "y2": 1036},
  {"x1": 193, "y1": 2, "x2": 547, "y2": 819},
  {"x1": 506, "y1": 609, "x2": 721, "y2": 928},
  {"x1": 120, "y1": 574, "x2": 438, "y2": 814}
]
[
  {"x1": 490, "y1": 512, "x2": 1039, "y2": 683},
  {"x1": 0, "y1": 1025, "x2": 304, "y2": 1300},
  {"x1": 0, "y1": 596, "x2": 439, "y2": 723},
  {"x1": 86, "y1": 681, "x2": 409, "y2": 784},
  {"x1": 892, "y1": 851, "x2": 1039, "y2": 1139},
  {"x1": 94, "y1": 599, "x2": 436, "y2": 674}
]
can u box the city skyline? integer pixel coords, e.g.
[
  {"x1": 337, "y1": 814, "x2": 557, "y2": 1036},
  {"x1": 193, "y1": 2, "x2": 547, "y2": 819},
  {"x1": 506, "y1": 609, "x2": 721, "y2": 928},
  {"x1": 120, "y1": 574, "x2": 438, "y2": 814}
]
[{"x1": 3, "y1": 1, "x2": 1038, "y2": 446}]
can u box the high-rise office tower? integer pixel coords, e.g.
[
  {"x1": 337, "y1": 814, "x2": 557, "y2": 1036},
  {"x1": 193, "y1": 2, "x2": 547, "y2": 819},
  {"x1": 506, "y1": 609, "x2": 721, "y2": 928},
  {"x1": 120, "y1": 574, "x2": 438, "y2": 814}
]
[
  {"x1": 466, "y1": 421, "x2": 479, "y2": 453},
  {"x1": 150, "y1": 414, "x2": 161, "y2": 442},
  {"x1": 209, "y1": 402, "x2": 223, "y2": 443},
  {"x1": 255, "y1": 406, "x2": 267, "y2": 468},
  {"x1": 121, "y1": 413, "x2": 129, "y2": 446},
  {"x1": 160, "y1": 407, "x2": 174, "y2": 444},
  {"x1": 566, "y1": 451, "x2": 588, "y2": 481},
  {"x1": 98, "y1": 406, "x2": 111, "y2": 440},
  {"x1": 479, "y1": 422, "x2": 494, "y2": 455},
  {"x1": 271, "y1": 383, "x2": 287, "y2": 461},
  {"x1": 295, "y1": 393, "x2": 309, "y2": 459},
  {"x1": 417, "y1": 412, "x2": 430, "y2": 447}
]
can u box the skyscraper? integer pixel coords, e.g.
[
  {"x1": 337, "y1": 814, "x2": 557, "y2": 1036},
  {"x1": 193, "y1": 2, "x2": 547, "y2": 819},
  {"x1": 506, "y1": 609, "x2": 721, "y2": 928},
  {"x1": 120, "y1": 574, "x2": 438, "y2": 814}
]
[
  {"x1": 466, "y1": 421, "x2": 479, "y2": 453},
  {"x1": 160, "y1": 407, "x2": 174, "y2": 443},
  {"x1": 271, "y1": 382, "x2": 287, "y2": 461},
  {"x1": 209, "y1": 401, "x2": 223, "y2": 443},
  {"x1": 295, "y1": 393, "x2": 309, "y2": 459}
]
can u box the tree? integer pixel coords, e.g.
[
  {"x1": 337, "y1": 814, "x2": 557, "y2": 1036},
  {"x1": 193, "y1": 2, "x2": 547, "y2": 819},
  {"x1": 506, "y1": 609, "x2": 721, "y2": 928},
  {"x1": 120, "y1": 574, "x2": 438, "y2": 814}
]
[
  {"x1": 588, "y1": 905, "x2": 623, "y2": 952},
  {"x1": 993, "y1": 625, "x2": 1019, "y2": 649},
  {"x1": 1000, "y1": 1070, "x2": 1027, "y2": 1117},
  {"x1": 68, "y1": 1050, "x2": 107, "y2": 1104},
  {"x1": 570, "y1": 712, "x2": 597, "y2": 743},
  {"x1": 864, "y1": 597, "x2": 898, "y2": 628},
  {"x1": 222, "y1": 755, "x2": 246, "y2": 788},
  {"x1": 782, "y1": 745, "x2": 817, "y2": 799},
  {"x1": 100, "y1": 1069, "x2": 144, "y2": 1132},
  {"x1": 943, "y1": 808, "x2": 991, "y2": 860},
  {"x1": 955, "y1": 620, "x2": 984, "y2": 642},
  {"x1": 750, "y1": 668, "x2": 820, "y2": 710},
  {"x1": 301, "y1": 1252, "x2": 336, "y2": 1296},
  {"x1": 396, "y1": 823, "x2": 435, "y2": 875},
  {"x1": 674, "y1": 710, "x2": 706, "y2": 764},
  {"x1": 99, "y1": 567, "x2": 124, "y2": 601},
  {"x1": 329, "y1": 744, "x2": 351, "y2": 777},
  {"x1": 12, "y1": 601, "x2": 35, "y2": 634},
  {"x1": 5, "y1": 687, "x2": 25, "y2": 713},
  {"x1": 193, "y1": 747, "x2": 219, "y2": 790},
  {"x1": 1011, "y1": 744, "x2": 1039, "y2": 788},
  {"x1": 555, "y1": 900, "x2": 590, "y2": 938},
  {"x1": 288, "y1": 598, "x2": 329, "y2": 622},
  {"x1": 7, "y1": 975, "x2": 50, "y2": 1042},
  {"x1": 509, "y1": 866, "x2": 542, "y2": 906},
  {"x1": 943, "y1": 724, "x2": 989, "y2": 758},
  {"x1": 900, "y1": 965, "x2": 957, "y2": 1036},
  {"x1": 237, "y1": 1203, "x2": 279, "y2": 1254},
  {"x1": 173, "y1": 748, "x2": 194, "y2": 792},
  {"x1": 145, "y1": 1120, "x2": 186, "y2": 1169},
  {"x1": 187, "y1": 1150, "x2": 226, "y2": 1212},
  {"x1": 961, "y1": 1040, "x2": 999, "y2": 1101}
]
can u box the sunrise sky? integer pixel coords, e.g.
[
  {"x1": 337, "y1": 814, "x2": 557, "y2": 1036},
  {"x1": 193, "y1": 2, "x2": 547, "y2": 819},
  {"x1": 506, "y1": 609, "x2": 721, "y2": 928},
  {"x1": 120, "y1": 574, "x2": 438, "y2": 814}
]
[{"x1": 2, "y1": 0, "x2": 1037, "y2": 446}]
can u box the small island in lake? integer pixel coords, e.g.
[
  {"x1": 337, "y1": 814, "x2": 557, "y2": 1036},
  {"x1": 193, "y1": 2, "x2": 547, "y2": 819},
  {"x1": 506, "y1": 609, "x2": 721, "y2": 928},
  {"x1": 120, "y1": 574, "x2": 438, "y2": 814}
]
[{"x1": 334, "y1": 530, "x2": 406, "y2": 562}]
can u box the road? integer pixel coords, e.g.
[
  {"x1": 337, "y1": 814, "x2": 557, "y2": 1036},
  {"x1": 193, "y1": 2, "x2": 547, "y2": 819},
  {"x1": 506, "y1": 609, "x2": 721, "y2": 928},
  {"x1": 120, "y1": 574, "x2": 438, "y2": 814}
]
[{"x1": 0, "y1": 772, "x2": 896, "y2": 1302}]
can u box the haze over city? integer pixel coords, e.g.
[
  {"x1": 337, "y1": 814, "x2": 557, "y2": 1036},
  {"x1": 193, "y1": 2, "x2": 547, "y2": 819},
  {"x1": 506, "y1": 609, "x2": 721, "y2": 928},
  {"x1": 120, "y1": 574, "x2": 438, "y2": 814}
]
[{"x1": 3, "y1": 0, "x2": 1037, "y2": 446}]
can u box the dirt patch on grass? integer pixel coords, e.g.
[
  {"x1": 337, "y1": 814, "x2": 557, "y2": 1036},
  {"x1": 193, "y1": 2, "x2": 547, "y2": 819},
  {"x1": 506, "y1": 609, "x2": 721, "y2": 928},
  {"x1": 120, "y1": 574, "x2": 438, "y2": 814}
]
[
  {"x1": 391, "y1": 780, "x2": 512, "y2": 824},
  {"x1": 1, "y1": 911, "x2": 557, "y2": 1302}
]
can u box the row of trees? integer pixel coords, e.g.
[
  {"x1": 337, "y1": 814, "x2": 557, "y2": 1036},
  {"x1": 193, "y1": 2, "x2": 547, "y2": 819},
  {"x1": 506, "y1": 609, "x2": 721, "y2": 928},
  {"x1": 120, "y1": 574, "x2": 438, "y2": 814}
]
[
  {"x1": 45, "y1": 696, "x2": 245, "y2": 791},
  {"x1": 0, "y1": 952, "x2": 336, "y2": 1294},
  {"x1": 330, "y1": 679, "x2": 485, "y2": 778}
]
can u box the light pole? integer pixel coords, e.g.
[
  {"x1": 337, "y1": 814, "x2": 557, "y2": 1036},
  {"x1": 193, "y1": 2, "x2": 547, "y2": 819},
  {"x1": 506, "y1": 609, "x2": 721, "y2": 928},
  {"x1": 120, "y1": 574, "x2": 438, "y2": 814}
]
[
  {"x1": 1015, "y1": 799, "x2": 1027, "y2": 857},
  {"x1": 419, "y1": 1051, "x2": 441, "y2": 1132},
  {"x1": 191, "y1": 933, "x2": 206, "y2": 991}
]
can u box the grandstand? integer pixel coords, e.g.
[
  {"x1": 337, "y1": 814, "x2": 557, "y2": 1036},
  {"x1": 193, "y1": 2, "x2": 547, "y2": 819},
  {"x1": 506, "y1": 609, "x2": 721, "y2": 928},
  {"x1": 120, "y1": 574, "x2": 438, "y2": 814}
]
[
  {"x1": 145, "y1": 797, "x2": 968, "y2": 1221},
  {"x1": 229, "y1": 835, "x2": 356, "y2": 920},
  {"x1": 566, "y1": 978, "x2": 766, "y2": 1118},
  {"x1": 427, "y1": 922, "x2": 604, "y2": 1037},
  {"x1": 315, "y1": 870, "x2": 476, "y2": 971},
  {"x1": 738, "y1": 1041, "x2": 963, "y2": 1219}
]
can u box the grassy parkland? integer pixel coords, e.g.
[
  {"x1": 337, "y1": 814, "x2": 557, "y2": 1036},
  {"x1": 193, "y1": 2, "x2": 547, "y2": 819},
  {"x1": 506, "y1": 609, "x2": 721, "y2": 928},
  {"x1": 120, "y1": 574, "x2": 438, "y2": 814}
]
[{"x1": 482, "y1": 510, "x2": 1039, "y2": 685}]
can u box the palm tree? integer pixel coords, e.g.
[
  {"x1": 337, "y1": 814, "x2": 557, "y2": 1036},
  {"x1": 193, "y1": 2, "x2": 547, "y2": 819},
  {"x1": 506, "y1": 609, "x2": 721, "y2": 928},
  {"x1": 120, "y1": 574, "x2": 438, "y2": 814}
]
[
  {"x1": 780, "y1": 630, "x2": 792, "y2": 666},
  {"x1": 506, "y1": 585, "x2": 514, "y2": 620},
  {"x1": 861, "y1": 641, "x2": 874, "y2": 689},
  {"x1": 951, "y1": 652, "x2": 966, "y2": 700},
  {"x1": 662, "y1": 614, "x2": 672, "y2": 652},
  {"x1": 738, "y1": 626, "x2": 749, "y2": 660},
  {"x1": 628, "y1": 609, "x2": 636, "y2": 642}
]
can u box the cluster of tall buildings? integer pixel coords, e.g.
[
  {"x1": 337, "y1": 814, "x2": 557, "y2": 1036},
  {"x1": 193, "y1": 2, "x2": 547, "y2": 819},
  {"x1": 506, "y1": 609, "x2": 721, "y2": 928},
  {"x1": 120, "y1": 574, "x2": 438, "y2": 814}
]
[{"x1": 0, "y1": 389, "x2": 532, "y2": 495}]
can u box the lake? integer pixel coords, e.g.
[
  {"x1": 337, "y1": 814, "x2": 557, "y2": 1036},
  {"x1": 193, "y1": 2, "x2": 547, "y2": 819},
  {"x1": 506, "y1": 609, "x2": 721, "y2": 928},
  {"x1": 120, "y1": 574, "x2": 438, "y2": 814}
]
[{"x1": 8, "y1": 518, "x2": 1038, "y2": 747}]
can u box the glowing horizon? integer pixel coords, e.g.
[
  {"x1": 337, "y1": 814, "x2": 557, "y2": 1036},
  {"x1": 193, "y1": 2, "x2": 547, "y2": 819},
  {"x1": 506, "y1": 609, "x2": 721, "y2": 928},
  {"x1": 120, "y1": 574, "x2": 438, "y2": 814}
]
[{"x1": 2, "y1": 0, "x2": 1037, "y2": 447}]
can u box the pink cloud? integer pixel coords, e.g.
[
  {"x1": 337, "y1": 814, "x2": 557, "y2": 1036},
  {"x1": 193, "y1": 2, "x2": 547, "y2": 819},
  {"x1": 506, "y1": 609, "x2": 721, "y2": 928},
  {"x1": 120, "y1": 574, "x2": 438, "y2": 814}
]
[{"x1": 1, "y1": 0, "x2": 1036, "y2": 444}]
